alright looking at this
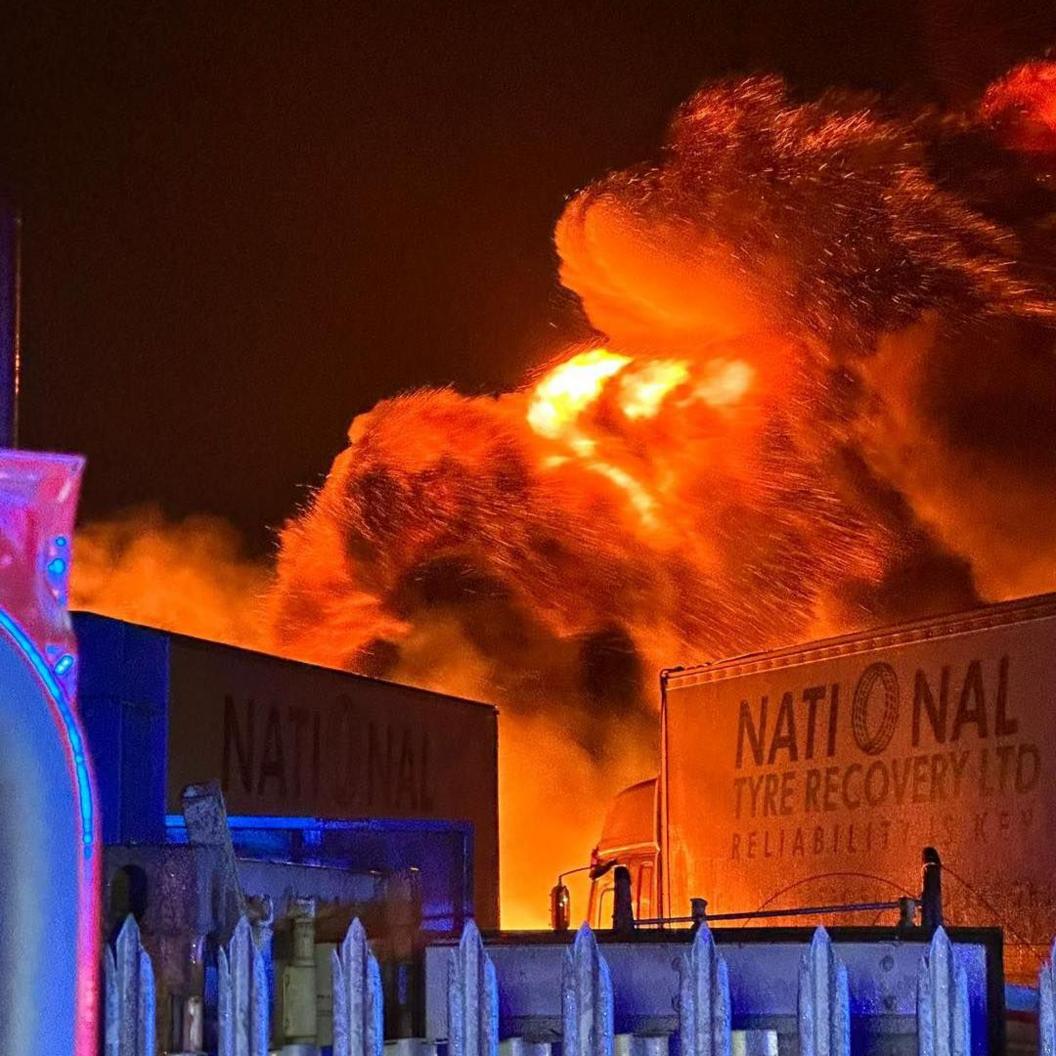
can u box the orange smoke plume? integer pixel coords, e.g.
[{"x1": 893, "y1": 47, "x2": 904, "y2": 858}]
[
  {"x1": 981, "y1": 58, "x2": 1056, "y2": 154},
  {"x1": 71, "y1": 507, "x2": 271, "y2": 650},
  {"x1": 266, "y1": 67, "x2": 1056, "y2": 924},
  {"x1": 78, "y1": 63, "x2": 1056, "y2": 928}
]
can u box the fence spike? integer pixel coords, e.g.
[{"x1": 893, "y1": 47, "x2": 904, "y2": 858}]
[
  {"x1": 1040, "y1": 940, "x2": 1056, "y2": 1056},
  {"x1": 448, "y1": 920, "x2": 499, "y2": 1056},
  {"x1": 103, "y1": 915, "x2": 156, "y2": 1056},
  {"x1": 562, "y1": 924, "x2": 613, "y2": 1056},
  {"x1": 332, "y1": 917, "x2": 384, "y2": 1056},
  {"x1": 137, "y1": 946, "x2": 156, "y2": 1056},
  {"x1": 218, "y1": 915, "x2": 269, "y2": 1056},
  {"x1": 678, "y1": 924, "x2": 731, "y2": 1056},
  {"x1": 104, "y1": 946, "x2": 117, "y2": 1056},
  {"x1": 798, "y1": 928, "x2": 849, "y2": 1056},
  {"x1": 917, "y1": 927, "x2": 969, "y2": 1056}
]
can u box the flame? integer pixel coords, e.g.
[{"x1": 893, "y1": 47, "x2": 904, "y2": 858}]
[
  {"x1": 76, "y1": 64, "x2": 1056, "y2": 930},
  {"x1": 527, "y1": 347, "x2": 631, "y2": 441},
  {"x1": 692, "y1": 358, "x2": 754, "y2": 409},
  {"x1": 523, "y1": 350, "x2": 759, "y2": 528},
  {"x1": 619, "y1": 359, "x2": 690, "y2": 419}
]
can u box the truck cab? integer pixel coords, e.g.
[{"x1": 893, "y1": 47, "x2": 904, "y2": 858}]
[{"x1": 587, "y1": 777, "x2": 660, "y2": 929}]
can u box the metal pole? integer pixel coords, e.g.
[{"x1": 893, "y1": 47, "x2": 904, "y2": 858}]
[
  {"x1": 637, "y1": 899, "x2": 907, "y2": 927},
  {"x1": 612, "y1": 866, "x2": 635, "y2": 936},
  {"x1": 921, "y1": 846, "x2": 944, "y2": 934},
  {"x1": 0, "y1": 200, "x2": 21, "y2": 448}
]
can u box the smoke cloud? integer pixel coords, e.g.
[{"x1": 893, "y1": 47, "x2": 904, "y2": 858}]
[
  {"x1": 552, "y1": 70, "x2": 1056, "y2": 615},
  {"x1": 78, "y1": 61, "x2": 1056, "y2": 926},
  {"x1": 266, "y1": 64, "x2": 1056, "y2": 920},
  {"x1": 71, "y1": 507, "x2": 271, "y2": 650}
]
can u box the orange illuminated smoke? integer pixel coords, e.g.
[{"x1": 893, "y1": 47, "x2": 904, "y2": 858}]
[
  {"x1": 982, "y1": 59, "x2": 1056, "y2": 154},
  {"x1": 78, "y1": 62, "x2": 1056, "y2": 929}
]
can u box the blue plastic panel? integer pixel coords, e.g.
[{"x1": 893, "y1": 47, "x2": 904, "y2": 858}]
[{"x1": 74, "y1": 613, "x2": 169, "y2": 844}]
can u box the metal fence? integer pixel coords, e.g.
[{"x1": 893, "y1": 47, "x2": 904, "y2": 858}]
[
  {"x1": 104, "y1": 916, "x2": 155, "y2": 1056},
  {"x1": 103, "y1": 917, "x2": 1004, "y2": 1056}
]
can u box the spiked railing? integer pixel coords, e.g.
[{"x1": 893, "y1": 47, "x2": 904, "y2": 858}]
[
  {"x1": 916, "y1": 927, "x2": 969, "y2": 1056},
  {"x1": 678, "y1": 924, "x2": 731, "y2": 1056},
  {"x1": 332, "y1": 918, "x2": 384, "y2": 1056},
  {"x1": 562, "y1": 924, "x2": 614, "y2": 1056},
  {"x1": 448, "y1": 919, "x2": 499, "y2": 1056},
  {"x1": 103, "y1": 916, "x2": 155, "y2": 1056},
  {"x1": 798, "y1": 928, "x2": 849, "y2": 1056},
  {"x1": 218, "y1": 915, "x2": 269, "y2": 1056},
  {"x1": 96, "y1": 914, "x2": 1021, "y2": 1054}
]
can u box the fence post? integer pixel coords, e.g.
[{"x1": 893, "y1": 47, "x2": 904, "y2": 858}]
[
  {"x1": 917, "y1": 927, "x2": 969, "y2": 1056},
  {"x1": 104, "y1": 915, "x2": 156, "y2": 1056},
  {"x1": 612, "y1": 867, "x2": 635, "y2": 937},
  {"x1": 798, "y1": 928, "x2": 849, "y2": 1056},
  {"x1": 218, "y1": 915, "x2": 269, "y2": 1056},
  {"x1": 678, "y1": 923, "x2": 731, "y2": 1056},
  {"x1": 921, "y1": 848, "x2": 944, "y2": 935},
  {"x1": 449, "y1": 920, "x2": 498, "y2": 1056},
  {"x1": 1039, "y1": 941, "x2": 1056, "y2": 1056},
  {"x1": 562, "y1": 924, "x2": 613, "y2": 1056},
  {"x1": 332, "y1": 917, "x2": 384, "y2": 1056}
]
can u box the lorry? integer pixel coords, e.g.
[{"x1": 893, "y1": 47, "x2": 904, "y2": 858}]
[
  {"x1": 74, "y1": 611, "x2": 499, "y2": 1045},
  {"x1": 75, "y1": 611, "x2": 499, "y2": 930},
  {"x1": 584, "y1": 591, "x2": 1056, "y2": 982}
]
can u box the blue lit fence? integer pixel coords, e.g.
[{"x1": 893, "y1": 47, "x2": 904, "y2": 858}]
[
  {"x1": 561, "y1": 926, "x2": 614, "y2": 1056},
  {"x1": 217, "y1": 915, "x2": 269, "y2": 1056},
  {"x1": 917, "y1": 928, "x2": 970, "y2": 1056},
  {"x1": 679, "y1": 926, "x2": 730, "y2": 1056},
  {"x1": 448, "y1": 921, "x2": 498, "y2": 1056},
  {"x1": 104, "y1": 921, "x2": 997, "y2": 1056},
  {"x1": 104, "y1": 913, "x2": 269, "y2": 1056},
  {"x1": 103, "y1": 916, "x2": 155, "y2": 1056},
  {"x1": 1039, "y1": 942, "x2": 1056, "y2": 1056},
  {"x1": 332, "y1": 918, "x2": 384, "y2": 1056},
  {"x1": 798, "y1": 928, "x2": 849, "y2": 1056}
]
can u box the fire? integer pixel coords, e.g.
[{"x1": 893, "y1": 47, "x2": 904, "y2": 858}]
[
  {"x1": 75, "y1": 60, "x2": 1056, "y2": 929},
  {"x1": 527, "y1": 348, "x2": 631, "y2": 440},
  {"x1": 982, "y1": 59, "x2": 1056, "y2": 154},
  {"x1": 620, "y1": 360, "x2": 690, "y2": 419},
  {"x1": 71, "y1": 508, "x2": 271, "y2": 650},
  {"x1": 692, "y1": 358, "x2": 754, "y2": 409},
  {"x1": 523, "y1": 349, "x2": 758, "y2": 528}
]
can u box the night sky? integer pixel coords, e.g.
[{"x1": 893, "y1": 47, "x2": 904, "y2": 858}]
[{"x1": 1, "y1": 2, "x2": 1052, "y2": 555}]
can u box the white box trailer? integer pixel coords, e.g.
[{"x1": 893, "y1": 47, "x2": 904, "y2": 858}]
[{"x1": 589, "y1": 593, "x2": 1056, "y2": 982}]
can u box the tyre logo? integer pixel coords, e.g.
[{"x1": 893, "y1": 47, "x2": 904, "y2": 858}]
[{"x1": 851, "y1": 662, "x2": 899, "y2": 755}]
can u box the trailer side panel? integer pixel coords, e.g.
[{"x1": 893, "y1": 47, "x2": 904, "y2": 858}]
[{"x1": 662, "y1": 594, "x2": 1056, "y2": 980}]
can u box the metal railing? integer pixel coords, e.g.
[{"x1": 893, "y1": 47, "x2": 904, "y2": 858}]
[
  {"x1": 104, "y1": 916, "x2": 990, "y2": 1056},
  {"x1": 99, "y1": 850, "x2": 997, "y2": 1056},
  {"x1": 630, "y1": 846, "x2": 943, "y2": 934}
]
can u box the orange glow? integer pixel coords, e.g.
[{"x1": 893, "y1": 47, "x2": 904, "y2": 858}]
[
  {"x1": 521, "y1": 349, "x2": 761, "y2": 532},
  {"x1": 78, "y1": 65, "x2": 1056, "y2": 931},
  {"x1": 619, "y1": 360, "x2": 690, "y2": 419},
  {"x1": 71, "y1": 509, "x2": 271, "y2": 651},
  {"x1": 527, "y1": 347, "x2": 631, "y2": 439},
  {"x1": 693, "y1": 358, "x2": 754, "y2": 409},
  {"x1": 981, "y1": 59, "x2": 1056, "y2": 154}
]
